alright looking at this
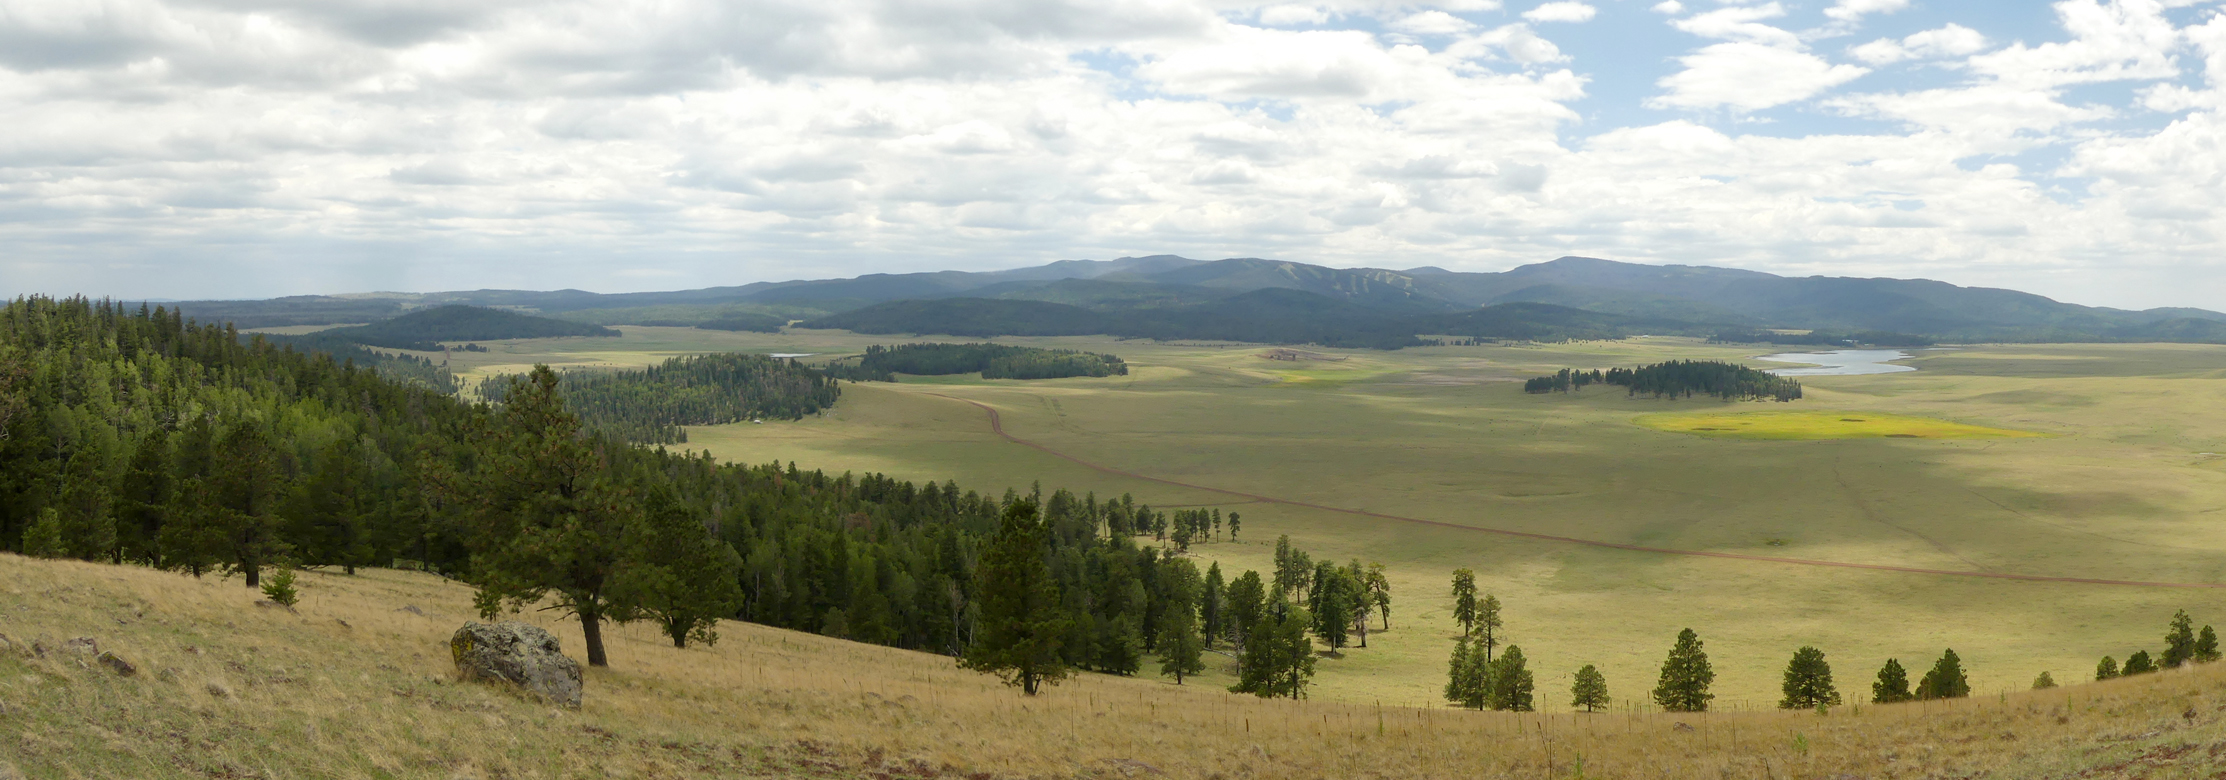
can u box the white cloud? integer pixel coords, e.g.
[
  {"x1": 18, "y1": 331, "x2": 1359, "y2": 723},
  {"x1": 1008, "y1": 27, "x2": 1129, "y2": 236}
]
[
  {"x1": 1652, "y1": 42, "x2": 1869, "y2": 111},
  {"x1": 1650, "y1": 1, "x2": 1683, "y2": 14},
  {"x1": 1522, "y1": 2, "x2": 1595, "y2": 24},
  {"x1": 1672, "y1": 3, "x2": 1799, "y2": 47},
  {"x1": 1824, "y1": 0, "x2": 1910, "y2": 23},
  {"x1": 1389, "y1": 11, "x2": 1475, "y2": 35},
  {"x1": 1853, "y1": 24, "x2": 1990, "y2": 65},
  {"x1": 1258, "y1": 4, "x2": 1329, "y2": 26}
]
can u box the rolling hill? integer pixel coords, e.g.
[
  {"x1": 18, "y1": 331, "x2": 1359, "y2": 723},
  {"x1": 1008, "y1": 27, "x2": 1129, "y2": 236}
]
[
  {"x1": 152, "y1": 254, "x2": 2226, "y2": 349},
  {"x1": 315, "y1": 305, "x2": 619, "y2": 350}
]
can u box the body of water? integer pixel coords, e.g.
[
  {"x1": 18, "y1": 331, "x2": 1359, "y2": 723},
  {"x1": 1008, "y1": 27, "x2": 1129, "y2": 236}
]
[{"x1": 1756, "y1": 349, "x2": 1918, "y2": 376}]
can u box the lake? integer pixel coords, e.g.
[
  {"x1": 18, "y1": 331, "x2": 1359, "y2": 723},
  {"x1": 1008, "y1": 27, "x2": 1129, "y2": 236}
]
[{"x1": 1756, "y1": 349, "x2": 1918, "y2": 376}]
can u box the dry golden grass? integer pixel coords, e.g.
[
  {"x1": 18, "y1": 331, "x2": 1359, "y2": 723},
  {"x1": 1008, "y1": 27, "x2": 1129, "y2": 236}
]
[
  {"x1": 1632, "y1": 410, "x2": 2047, "y2": 441},
  {"x1": 3, "y1": 554, "x2": 2225, "y2": 779}
]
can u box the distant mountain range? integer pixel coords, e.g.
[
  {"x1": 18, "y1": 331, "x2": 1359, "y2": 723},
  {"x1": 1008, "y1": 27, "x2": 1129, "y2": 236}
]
[{"x1": 156, "y1": 255, "x2": 2226, "y2": 347}]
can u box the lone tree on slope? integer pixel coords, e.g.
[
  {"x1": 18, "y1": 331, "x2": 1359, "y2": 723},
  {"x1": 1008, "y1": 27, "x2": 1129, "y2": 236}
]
[
  {"x1": 1652, "y1": 628, "x2": 1715, "y2": 712},
  {"x1": 1916, "y1": 649, "x2": 1971, "y2": 699},
  {"x1": 2164, "y1": 610, "x2": 2198, "y2": 668},
  {"x1": 1873, "y1": 658, "x2": 1913, "y2": 703},
  {"x1": 1779, "y1": 646, "x2": 1842, "y2": 709},
  {"x1": 1571, "y1": 664, "x2": 1611, "y2": 713},
  {"x1": 1450, "y1": 569, "x2": 1478, "y2": 637},
  {"x1": 961, "y1": 501, "x2": 1073, "y2": 695}
]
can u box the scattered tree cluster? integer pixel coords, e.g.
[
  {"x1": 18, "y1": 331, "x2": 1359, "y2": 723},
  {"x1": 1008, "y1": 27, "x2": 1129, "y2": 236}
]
[
  {"x1": 821, "y1": 343, "x2": 1128, "y2": 382},
  {"x1": 1524, "y1": 360, "x2": 1802, "y2": 402},
  {"x1": 2096, "y1": 610, "x2": 2222, "y2": 681},
  {"x1": 476, "y1": 353, "x2": 841, "y2": 444}
]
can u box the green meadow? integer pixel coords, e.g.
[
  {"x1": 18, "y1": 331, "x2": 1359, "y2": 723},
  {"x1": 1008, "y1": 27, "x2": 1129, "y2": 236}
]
[{"x1": 405, "y1": 327, "x2": 2226, "y2": 710}]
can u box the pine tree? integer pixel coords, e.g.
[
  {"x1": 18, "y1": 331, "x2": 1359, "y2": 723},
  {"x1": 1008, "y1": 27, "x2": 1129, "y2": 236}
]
[
  {"x1": 1226, "y1": 571, "x2": 1265, "y2": 650},
  {"x1": 1201, "y1": 562, "x2": 1226, "y2": 648},
  {"x1": 1916, "y1": 649, "x2": 1971, "y2": 699},
  {"x1": 1652, "y1": 628, "x2": 1715, "y2": 712},
  {"x1": 2122, "y1": 650, "x2": 2157, "y2": 675},
  {"x1": 1364, "y1": 562, "x2": 1391, "y2": 630},
  {"x1": 1488, "y1": 645, "x2": 1535, "y2": 712},
  {"x1": 961, "y1": 501, "x2": 1072, "y2": 695},
  {"x1": 1477, "y1": 594, "x2": 1504, "y2": 661},
  {"x1": 2197, "y1": 626, "x2": 2221, "y2": 663},
  {"x1": 260, "y1": 561, "x2": 300, "y2": 607},
  {"x1": 56, "y1": 452, "x2": 117, "y2": 562},
  {"x1": 1873, "y1": 658, "x2": 1913, "y2": 703},
  {"x1": 1778, "y1": 646, "x2": 1842, "y2": 709},
  {"x1": 608, "y1": 488, "x2": 744, "y2": 649},
  {"x1": 21, "y1": 508, "x2": 64, "y2": 559},
  {"x1": 210, "y1": 424, "x2": 290, "y2": 589},
  {"x1": 1227, "y1": 512, "x2": 1240, "y2": 541},
  {"x1": 1444, "y1": 636, "x2": 1482, "y2": 709},
  {"x1": 113, "y1": 429, "x2": 172, "y2": 567},
  {"x1": 1450, "y1": 569, "x2": 1477, "y2": 637},
  {"x1": 442, "y1": 366, "x2": 631, "y2": 667},
  {"x1": 1309, "y1": 562, "x2": 1354, "y2": 651},
  {"x1": 1234, "y1": 599, "x2": 1315, "y2": 699},
  {"x1": 2032, "y1": 671, "x2": 2056, "y2": 689},
  {"x1": 1155, "y1": 558, "x2": 1206, "y2": 684},
  {"x1": 2096, "y1": 655, "x2": 2120, "y2": 680},
  {"x1": 2163, "y1": 610, "x2": 2198, "y2": 668},
  {"x1": 1571, "y1": 664, "x2": 1610, "y2": 713}
]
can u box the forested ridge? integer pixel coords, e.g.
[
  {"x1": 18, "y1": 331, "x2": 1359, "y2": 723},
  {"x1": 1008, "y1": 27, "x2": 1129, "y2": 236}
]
[
  {"x1": 319, "y1": 305, "x2": 619, "y2": 350},
  {"x1": 476, "y1": 354, "x2": 840, "y2": 444},
  {"x1": 1525, "y1": 360, "x2": 1802, "y2": 401},
  {"x1": 823, "y1": 343, "x2": 1128, "y2": 382},
  {"x1": 0, "y1": 295, "x2": 1323, "y2": 689}
]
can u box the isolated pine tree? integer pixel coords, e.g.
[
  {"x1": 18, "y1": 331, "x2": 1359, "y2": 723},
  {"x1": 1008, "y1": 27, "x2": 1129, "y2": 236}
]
[
  {"x1": 2163, "y1": 610, "x2": 2198, "y2": 668},
  {"x1": 1778, "y1": 646, "x2": 1842, "y2": 709},
  {"x1": 2096, "y1": 655, "x2": 2120, "y2": 680},
  {"x1": 1449, "y1": 569, "x2": 1478, "y2": 637},
  {"x1": 1872, "y1": 658, "x2": 1913, "y2": 703},
  {"x1": 2122, "y1": 650, "x2": 2157, "y2": 675},
  {"x1": 2032, "y1": 671, "x2": 2056, "y2": 689},
  {"x1": 961, "y1": 501, "x2": 1072, "y2": 695},
  {"x1": 1916, "y1": 649, "x2": 1971, "y2": 699},
  {"x1": 1652, "y1": 628, "x2": 1715, "y2": 712},
  {"x1": 1477, "y1": 594, "x2": 1505, "y2": 661},
  {"x1": 1571, "y1": 664, "x2": 1611, "y2": 713},
  {"x1": 1489, "y1": 645, "x2": 1536, "y2": 712},
  {"x1": 2197, "y1": 626, "x2": 2221, "y2": 663}
]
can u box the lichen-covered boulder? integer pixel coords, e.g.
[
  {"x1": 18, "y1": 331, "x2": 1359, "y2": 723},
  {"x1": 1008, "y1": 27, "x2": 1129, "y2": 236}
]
[{"x1": 449, "y1": 622, "x2": 583, "y2": 708}]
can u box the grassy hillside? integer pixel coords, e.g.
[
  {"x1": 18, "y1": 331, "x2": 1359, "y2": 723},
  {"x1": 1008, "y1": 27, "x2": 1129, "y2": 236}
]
[{"x1": 5, "y1": 552, "x2": 2225, "y2": 779}]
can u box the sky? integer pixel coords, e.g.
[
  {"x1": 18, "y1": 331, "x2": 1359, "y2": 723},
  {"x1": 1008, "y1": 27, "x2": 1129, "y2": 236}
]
[{"x1": 4, "y1": 0, "x2": 2226, "y2": 310}]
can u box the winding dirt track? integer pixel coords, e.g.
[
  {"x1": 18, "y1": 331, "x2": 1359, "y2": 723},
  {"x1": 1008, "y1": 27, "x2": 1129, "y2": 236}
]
[{"x1": 926, "y1": 392, "x2": 2226, "y2": 590}]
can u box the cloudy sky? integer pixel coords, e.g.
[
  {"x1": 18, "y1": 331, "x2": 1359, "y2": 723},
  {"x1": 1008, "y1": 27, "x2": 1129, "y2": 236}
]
[{"x1": 4, "y1": 0, "x2": 2225, "y2": 309}]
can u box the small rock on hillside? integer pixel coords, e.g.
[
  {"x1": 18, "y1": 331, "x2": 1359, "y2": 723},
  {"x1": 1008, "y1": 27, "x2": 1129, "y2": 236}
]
[{"x1": 449, "y1": 622, "x2": 583, "y2": 708}]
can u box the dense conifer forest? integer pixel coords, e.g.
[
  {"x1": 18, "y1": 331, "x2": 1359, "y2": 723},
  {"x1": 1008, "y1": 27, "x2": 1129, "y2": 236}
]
[
  {"x1": 476, "y1": 354, "x2": 840, "y2": 444},
  {"x1": 822, "y1": 343, "x2": 1128, "y2": 382},
  {"x1": 318, "y1": 305, "x2": 619, "y2": 350},
  {"x1": 1524, "y1": 360, "x2": 1802, "y2": 401},
  {"x1": 0, "y1": 296, "x2": 1312, "y2": 685}
]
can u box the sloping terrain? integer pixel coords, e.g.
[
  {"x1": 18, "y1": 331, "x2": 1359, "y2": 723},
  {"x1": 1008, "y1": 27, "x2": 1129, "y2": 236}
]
[
  {"x1": 5, "y1": 553, "x2": 2225, "y2": 779},
  {"x1": 315, "y1": 305, "x2": 620, "y2": 350}
]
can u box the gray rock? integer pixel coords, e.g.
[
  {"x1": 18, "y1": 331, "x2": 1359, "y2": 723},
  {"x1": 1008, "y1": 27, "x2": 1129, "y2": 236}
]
[
  {"x1": 398, "y1": 605, "x2": 426, "y2": 616},
  {"x1": 449, "y1": 622, "x2": 582, "y2": 708},
  {"x1": 60, "y1": 637, "x2": 97, "y2": 655},
  {"x1": 96, "y1": 651, "x2": 137, "y2": 677}
]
